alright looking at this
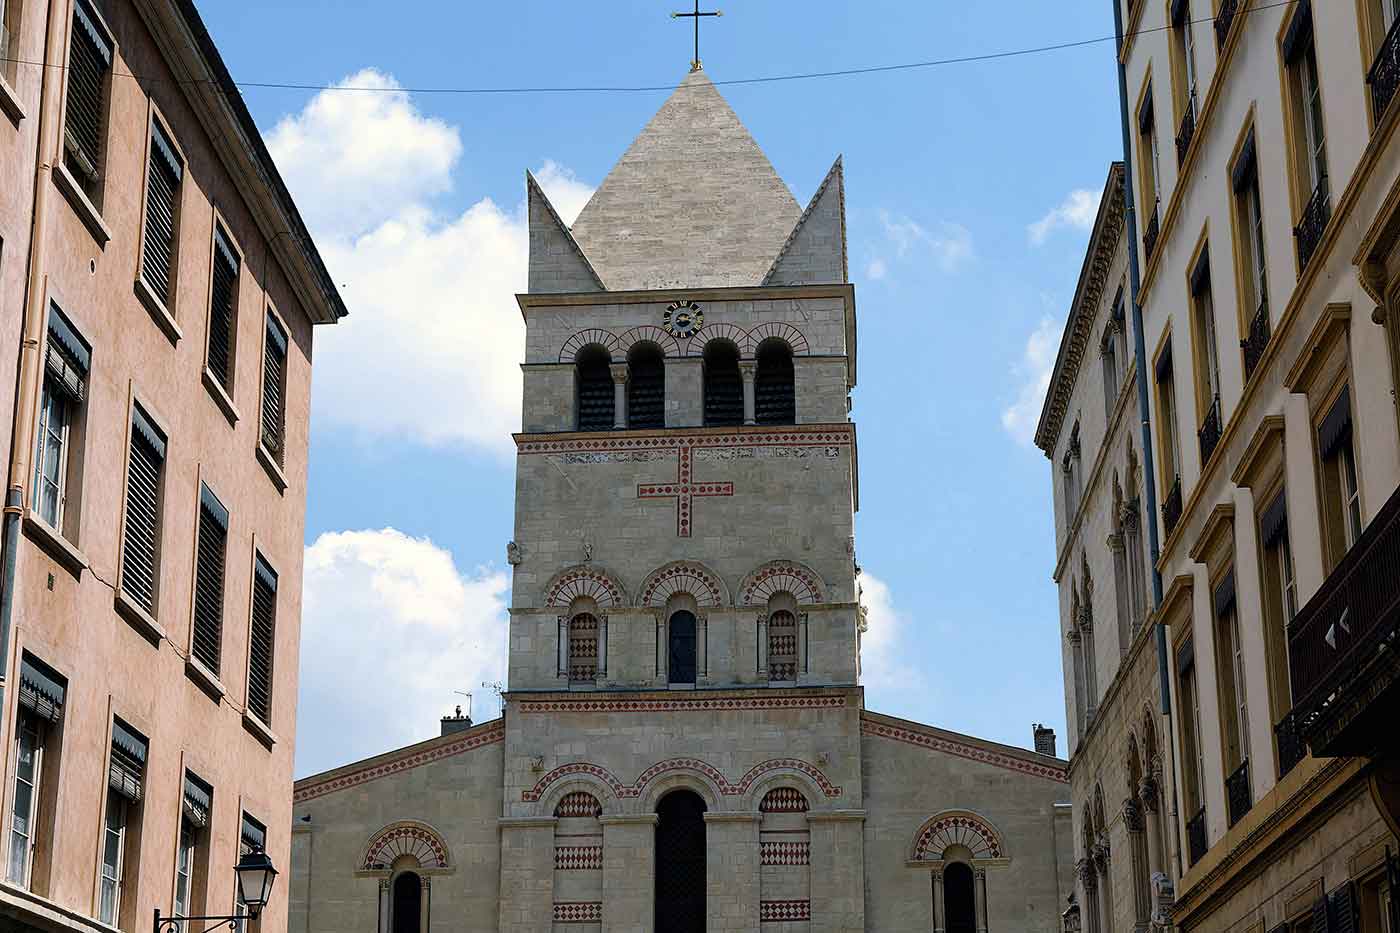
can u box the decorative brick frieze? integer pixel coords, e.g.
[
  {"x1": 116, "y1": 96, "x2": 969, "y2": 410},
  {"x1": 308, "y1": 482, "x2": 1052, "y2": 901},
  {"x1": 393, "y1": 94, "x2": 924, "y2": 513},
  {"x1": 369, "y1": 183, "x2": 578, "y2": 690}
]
[
  {"x1": 555, "y1": 791, "x2": 604, "y2": 817},
  {"x1": 860, "y1": 716, "x2": 1068, "y2": 784},
  {"x1": 760, "y1": 899, "x2": 812, "y2": 922},
  {"x1": 760, "y1": 841, "x2": 811, "y2": 865},
  {"x1": 554, "y1": 845, "x2": 604, "y2": 870},
  {"x1": 361, "y1": 821, "x2": 451, "y2": 870},
  {"x1": 294, "y1": 722, "x2": 505, "y2": 802},
  {"x1": 518, "y1": 695, "x2": 846, "y2": 714},
  {"x1": 553, "y1": 901, "x2": 604, "y2": 922},
  {"x1": 556, "y1": 322, "x2": 809, "y2": 363},
  {"x1": 515, "y1": 425, "x2": 854, "y2": 456},
  {"x1": 740, "y1": 561, "x2": 826, "y2": 605},
  {"x1": 521, "y1": 756, "x2": 841, "y2": 802},
  {"x1": 544, "y1": 566, "x2": 628, "y2": 608},
  {"x1": 759, "y1": 787, "x2": 811, "y2": 812},
  {"x1": 912, "y1": 812, "x2": 1004, "y2": 860},
  {"x1": 639, "y1": 560, "x2": 729, "y2": 605}
]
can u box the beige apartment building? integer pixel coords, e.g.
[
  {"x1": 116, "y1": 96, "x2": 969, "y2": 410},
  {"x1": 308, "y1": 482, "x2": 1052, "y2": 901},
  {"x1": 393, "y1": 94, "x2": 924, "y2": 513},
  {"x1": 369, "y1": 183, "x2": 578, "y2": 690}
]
[
  {"x1": 1051, "y1": 0, "x2": 1400, "y2": 930},
  {"x1": 0, "y1": 0, "x2": 344, "y2": 931}
]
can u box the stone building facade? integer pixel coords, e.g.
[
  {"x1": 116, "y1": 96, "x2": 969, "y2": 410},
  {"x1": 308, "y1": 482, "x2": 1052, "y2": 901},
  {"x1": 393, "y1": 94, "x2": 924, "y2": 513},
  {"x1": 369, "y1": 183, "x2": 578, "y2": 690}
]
[
  {"x1": 1046, "y1": 1, "x2": 1400, "y2": 932},
  {"x1": 290, "y1": 69, "x2": 1074, "y2": 932},
  {"x1": 0, "y1": 0, "x2": 344, "y2": 930}
]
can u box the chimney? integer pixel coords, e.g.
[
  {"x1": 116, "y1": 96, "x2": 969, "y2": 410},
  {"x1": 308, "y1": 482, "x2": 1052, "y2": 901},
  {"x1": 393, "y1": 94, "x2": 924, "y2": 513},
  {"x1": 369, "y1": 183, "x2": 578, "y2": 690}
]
[
  {"x1": 1033, "y1": 723, "x2": 1057, "y2": 757},
  {"x1": 441, "y1": 705, "x2": 472, "y2": 736}
]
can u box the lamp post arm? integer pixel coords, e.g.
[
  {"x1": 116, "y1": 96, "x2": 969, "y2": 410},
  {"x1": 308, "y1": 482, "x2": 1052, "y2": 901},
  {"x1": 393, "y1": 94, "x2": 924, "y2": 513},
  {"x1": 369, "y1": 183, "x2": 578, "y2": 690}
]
[{"x1": 153, "y1": 909, "x2": 253, "y2": 933}]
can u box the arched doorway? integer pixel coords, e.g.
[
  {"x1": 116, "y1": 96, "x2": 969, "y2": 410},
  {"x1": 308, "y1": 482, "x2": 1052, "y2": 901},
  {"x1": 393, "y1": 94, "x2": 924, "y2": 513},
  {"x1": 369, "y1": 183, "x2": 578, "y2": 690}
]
[
  {"x1": 668, "y1": 611, "x2": 697, "y2": 684},
  {"x1": 655, "y1": 790, "x2": 706, "y2": 931},
  {"x1": 944, "y1": 862, "x2": 976, "y2": 933},
  {"x1": 391, "y1": 871, "x2": 421, "y2": 933}
]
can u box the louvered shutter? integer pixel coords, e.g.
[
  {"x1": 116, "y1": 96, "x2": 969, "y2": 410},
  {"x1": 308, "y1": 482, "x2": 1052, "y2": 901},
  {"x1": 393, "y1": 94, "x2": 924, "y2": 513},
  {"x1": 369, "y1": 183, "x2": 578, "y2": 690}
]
[
  {"x1": 247, "y1": 555, "x2": 278, "y2": 725},
  {"x1": 192, "y1": 484, "x2": 228, "y2": 675},
  {"x1": 108, "y1": 719, "x2": 147, "y2": 803},
  {"x1": 627, "y1": 349, "x2": 665, "y2": 429},
  {"x1": 704, "y1": 347, "x2": 743, "y2": 427},
  {"x1": 754, "y1": 346, "x2": 795, "y2": 425},
  {"x1": 63, "y1": 0, "x2": 111, "y2": 190},
  {"x1": 576, "y1": 352, "x2": 614, "y2": 431},
  {"x1": 1312, "y1": 895, "x2": 1330, "y2": 933},
  {"x1": 240, "y1": 812, "x2": 266, "y2": 856},
  {"x1": 142, "y1": 122, "x2": 182, "y2": 304},
  {"x1": 1329, "y1": 882, "x2": 1357, "y2": 933},
  {"x1": 208, "y1": 229, "x2": 239, "y2": 389},
  {"x1": 182, "y1": 772, "x2": 212, "y2": 830},
  {"x1": 121, "y1": 406, "x2": 166, "y2": 615},
  {"x1": 260, "y1": 315, "x2": 287, "y2": 463},
  {"x1": 18, "y1": 653, "x2": 66, "y2": 724},
  {"x1": 45, "y1": 305, "x2": 90, "y2": 402}
]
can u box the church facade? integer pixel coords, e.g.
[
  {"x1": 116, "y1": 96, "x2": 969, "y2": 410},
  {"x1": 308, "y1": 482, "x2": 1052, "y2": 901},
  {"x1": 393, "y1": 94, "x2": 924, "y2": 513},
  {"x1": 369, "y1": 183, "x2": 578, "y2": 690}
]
[{"x1": 288, "y1": 70, "x2": 1073, "y2": 933}]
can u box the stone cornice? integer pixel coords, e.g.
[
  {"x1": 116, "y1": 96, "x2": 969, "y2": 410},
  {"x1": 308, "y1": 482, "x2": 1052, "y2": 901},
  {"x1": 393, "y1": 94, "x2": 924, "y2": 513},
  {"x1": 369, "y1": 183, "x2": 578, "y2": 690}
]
[
  {"x1": 514, "y1": 423, "x2": 855, "y2": 453},
  {"x1": 861, "y1": 711, "x2": 1068, "y2": 784},
  {"x1": 1034, "y1": 164, "x2": 1127, "y2": 456},
  {"x1": 293, "y1": 719, "x2": 505, "y2": 803}
]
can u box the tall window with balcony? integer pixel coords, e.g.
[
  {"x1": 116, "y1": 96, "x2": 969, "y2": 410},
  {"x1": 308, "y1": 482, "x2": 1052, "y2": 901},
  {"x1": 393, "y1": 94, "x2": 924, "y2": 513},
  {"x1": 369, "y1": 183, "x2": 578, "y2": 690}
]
[
  {"x1": 1169, "y1": 0, "x2": 1200, "y2": 164},
  {"x1": 1212, "y1": 570, "x2": 1252, "y2": 827},
  {"x1": 1281, "y1": 2, "x2": 1330, "y2": 273},
  {"x1": 1136, "y1": 82, "x2": 1163, "y2": 259},
  {"x1": 1176, "y1": 637, "x2": 1208, "y2": 864},
  {"x1": 1189, "y1": 247, "x2": 1223, "y2": 467},
  {"x1": 61, "y1": 0, "x2": 113, "y2": 206},
  {"x1": 1154, "y1": 342, "x2": 1183, "y2": 538},
  {"x1": 7, "y1": 655, "x2": 64, "y2": 890},
  {"x1": 1316, "y1": 386, "x2": 1363, "y2": 572},
  {"x1": 1232, "y1": 131, "x2": 1271, "y2": 381},
  {"x1": 33, "y1": 305, "x2": 89, "y2": 540},
  {"x1": 1363, "y1": 0, "x2": 1400, "y2": 123},
  {"x1": 1257, "y1": 490, "x2": 1302, "y2": 777}
]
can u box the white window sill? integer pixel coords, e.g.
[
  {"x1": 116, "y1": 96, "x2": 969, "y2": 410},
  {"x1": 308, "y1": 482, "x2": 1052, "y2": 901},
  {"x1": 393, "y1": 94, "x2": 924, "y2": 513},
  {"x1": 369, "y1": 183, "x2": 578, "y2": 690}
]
[
  {"x1": 114, "y1": 588, "x2": 165, "y2": 646},
  {"x1": 256, "y1": 442, "x2": 288, "y2": 494},
  {"x1": 23, "y1": 510, "x2": 87, "y2": 576},
  {"x1": 0, "y1": 75, "x2": 24, "y2": 127},
  {"x1": 185, "y1": 655, "x2": 227, "y2": 702},
  {"x1": 133, "y1": 276, "x2": 182, "y2": 344},
  {"x1": 52, "y1": 162, "x2": 112, "y2": 247},
  {"x1": 242, "y1": 710, "x2": 277, "y2": 749},
  {"x1": 202, "y1": 367, "x2": 240, "y2": 427}
]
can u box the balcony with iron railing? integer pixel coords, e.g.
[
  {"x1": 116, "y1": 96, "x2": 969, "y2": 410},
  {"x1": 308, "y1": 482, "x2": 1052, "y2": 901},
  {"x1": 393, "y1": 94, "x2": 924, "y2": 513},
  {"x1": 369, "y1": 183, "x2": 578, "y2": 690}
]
[
  {"x1": 1368, "y1": 14, "x2": 1400, "y2": 124},
  {"x1": 1198, "y1": 395, "x2": 1222, "y2": 466},
  {"x1": 1215, "y1": 0, "x2": 1238, "y2": 49},
  {"x1": 1162, "y1": 474, "x2": 1183, "y2": 539},
  {"x1": 1144, "y1": 202, "x2": 1161, "y2": 260},
  {"x1": 1226, "y1": 758, "x2": 1251, "y2": 828},
  {"x1": 1274, "y1": 713, "x2": 1306, "y2": 780},
  {"x1": 1186, "y1": 806, "x2": 1207, "y2": 866},
  {"x1": 1287, "y1": 483, "x2": 1400, "y2": 758},
  {"x1": 1241, "y1": 299, "x2": 1271, "y2": 381},
  {"x1": 1175, "y1": 96, "x2": 1197, "y2": 166},
  {"x1": 1293, "y1": 176, "x2": 1330, "y2": 272}
]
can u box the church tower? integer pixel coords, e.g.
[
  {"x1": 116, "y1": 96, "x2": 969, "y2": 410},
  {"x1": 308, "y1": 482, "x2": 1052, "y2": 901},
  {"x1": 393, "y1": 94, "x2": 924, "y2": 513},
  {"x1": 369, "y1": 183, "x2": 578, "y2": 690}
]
[{"x1": 504, "y1": 70, "x2": 864, "y2": 930}]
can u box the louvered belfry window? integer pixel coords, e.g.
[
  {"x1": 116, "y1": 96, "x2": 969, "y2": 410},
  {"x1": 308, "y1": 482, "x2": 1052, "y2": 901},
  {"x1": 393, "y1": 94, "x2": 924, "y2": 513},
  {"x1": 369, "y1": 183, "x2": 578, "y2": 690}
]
[
  {"x1": 754, "y1": 339, "x2": 795, "y2": 425},
  {"x1": 575, "y1": 345, "x2": 614, "y2": 431},
  {"x1": 63, "y1": 0, "x2": 112, "y2": 200},
  {"x1": 703, "y1": 340, "x2": 743, "y2": 427},
  {"x1": 121, "y1": 405, "x2": 166, "y2": 616},
  {"x1": 142, "y1": 120, "x2": 183, "y2": 305},
  {"x1": 247, "y1": 554, "x2": 278, "y2": 725},
  {"x1": 260, "y1": 314, "x2": 287, "y2": 464},
  {"x1": 208, "y1": 228, "x2": 239, "y2": 390},
  {"x1": 627, "y1": 343, "x2": 665, "y2": 429},
  {"x1": 191, "y1": 484, "x2": 228, "y2": 676}
]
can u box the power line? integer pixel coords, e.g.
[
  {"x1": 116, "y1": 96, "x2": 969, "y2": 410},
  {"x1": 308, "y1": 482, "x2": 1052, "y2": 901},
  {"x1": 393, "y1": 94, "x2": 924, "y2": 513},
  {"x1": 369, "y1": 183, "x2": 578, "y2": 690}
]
[{"x1": 0, "y1": 1, "x2": 1295, "y2": 97}]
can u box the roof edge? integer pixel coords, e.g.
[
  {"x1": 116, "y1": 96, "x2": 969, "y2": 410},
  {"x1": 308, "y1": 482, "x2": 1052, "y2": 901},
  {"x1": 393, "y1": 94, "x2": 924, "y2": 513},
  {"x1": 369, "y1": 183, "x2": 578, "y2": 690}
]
[
  {"x1": 293, "y1": 718, "x2": 505, "y2": 802},
  {"x1": 527, "y1": 169, "x2": 607, "y2": 291},
  {"x1": 761, "y1": 155, "x2": 847, "y2": 286}
]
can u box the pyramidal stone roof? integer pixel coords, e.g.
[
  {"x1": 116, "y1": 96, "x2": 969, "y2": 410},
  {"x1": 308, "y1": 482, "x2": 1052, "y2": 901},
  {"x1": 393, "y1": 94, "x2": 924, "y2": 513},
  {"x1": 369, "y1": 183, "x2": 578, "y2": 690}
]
[{"x1": 568, "y1": 70, "x2": 803, "y2": 291}]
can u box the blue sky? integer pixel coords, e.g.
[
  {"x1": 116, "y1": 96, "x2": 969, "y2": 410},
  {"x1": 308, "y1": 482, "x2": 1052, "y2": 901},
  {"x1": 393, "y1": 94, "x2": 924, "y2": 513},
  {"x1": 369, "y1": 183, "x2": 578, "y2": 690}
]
[{"x1": 198, "y1": 1, "x2": 1124, "y2": 778}]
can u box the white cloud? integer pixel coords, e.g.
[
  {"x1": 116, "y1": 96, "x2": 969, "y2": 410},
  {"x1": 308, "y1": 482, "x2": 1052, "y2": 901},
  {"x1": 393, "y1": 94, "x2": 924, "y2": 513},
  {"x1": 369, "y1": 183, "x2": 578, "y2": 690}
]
[
  {"x1": 295, "y1": 528, "x2": 508, "y2": 777},
  {"x1": 859, "y1": 571, "x2": 935, "y2": 713},
  {"x1": 1028, "y1": 188, "x2": 1101, "y2": 245},
  {"x1": 864, "y1": 257, "x2": 887, "y2": 281},
  {"x1": 1000, "y1": 315, "x2": 1064, "y2": 447},
  {"x1": 268, "y1": 69, "x2": 594, "y2": 454},
  {"x1": 878, "y1": 211, "x2": 973, "y2": 273}
]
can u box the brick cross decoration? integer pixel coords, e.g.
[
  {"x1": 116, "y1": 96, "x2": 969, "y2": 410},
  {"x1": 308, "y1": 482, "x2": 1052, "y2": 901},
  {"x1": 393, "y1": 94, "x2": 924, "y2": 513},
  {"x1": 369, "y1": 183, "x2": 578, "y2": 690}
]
[{"x1": 638, "y1": 444, "x2": 733, "y2": 537}]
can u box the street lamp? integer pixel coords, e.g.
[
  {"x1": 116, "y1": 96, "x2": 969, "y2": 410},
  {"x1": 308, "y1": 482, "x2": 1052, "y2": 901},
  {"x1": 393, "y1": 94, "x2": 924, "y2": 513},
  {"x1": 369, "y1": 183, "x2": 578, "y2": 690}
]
[{"x1": 153, "y1": 848, "x2": 278, "y2": 932}]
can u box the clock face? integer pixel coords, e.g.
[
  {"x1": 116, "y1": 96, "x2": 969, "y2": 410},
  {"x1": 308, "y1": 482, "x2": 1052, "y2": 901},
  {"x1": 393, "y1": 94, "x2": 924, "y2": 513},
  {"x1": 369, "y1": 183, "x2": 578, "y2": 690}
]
[{"x1": 664, "y1": 300, "x2": 704, "y2": 339}]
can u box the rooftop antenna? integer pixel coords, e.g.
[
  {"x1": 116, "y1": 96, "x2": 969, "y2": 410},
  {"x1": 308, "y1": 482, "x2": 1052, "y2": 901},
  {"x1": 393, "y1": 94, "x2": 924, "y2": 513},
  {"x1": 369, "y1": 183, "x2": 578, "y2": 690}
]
[
  {"x1": 453, "y1": 690, "x2": 472, "y2": 720},
  {"x1": 481, "y1": 680, "x2": 505, "y2": 717}
]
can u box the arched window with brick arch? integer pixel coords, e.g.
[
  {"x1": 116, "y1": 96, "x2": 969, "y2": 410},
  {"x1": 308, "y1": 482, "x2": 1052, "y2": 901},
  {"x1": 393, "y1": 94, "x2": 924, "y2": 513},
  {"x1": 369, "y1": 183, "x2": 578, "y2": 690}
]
[
  {"x1": 759, "y1": 787, "x2": 810, "y2": 923},
  {"x1": 754, "y1": 337, "x2": 795, "y2": 425},
  {"x1": 760, "y1": 592, "x2": 802, "y2": 683},
  {"x1": 558, "y1": 598, "x2": 605, "y2": 685},
  {"x1": 702, "y1": 339, "x2": 743, "y2": 427},
  {"x1": 627, "y1": 341, "x2": 665, "y2": 430},
  {"x1": 575, "y1": 344, "x2": 615, "y2": 431}
]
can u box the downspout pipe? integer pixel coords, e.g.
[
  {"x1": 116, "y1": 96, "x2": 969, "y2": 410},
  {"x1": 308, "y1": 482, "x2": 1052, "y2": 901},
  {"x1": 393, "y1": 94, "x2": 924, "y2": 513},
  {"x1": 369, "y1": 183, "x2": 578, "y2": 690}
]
[
  {"x1": 1, "y1": 0, "x2": 66, "y2": 745},
  {"x1": 1110, "y1": 0, "x2": 1170, "y2": 714}
]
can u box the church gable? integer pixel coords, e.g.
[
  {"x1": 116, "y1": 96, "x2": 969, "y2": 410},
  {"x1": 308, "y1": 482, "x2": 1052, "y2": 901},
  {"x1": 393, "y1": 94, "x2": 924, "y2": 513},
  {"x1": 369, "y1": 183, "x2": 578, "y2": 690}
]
[
  {"x1": 526, "y1": 170, "x2": 604, "y2": 294},
  {"x1": 763, "y1": 156, "x2": 849, "y2": 287}
]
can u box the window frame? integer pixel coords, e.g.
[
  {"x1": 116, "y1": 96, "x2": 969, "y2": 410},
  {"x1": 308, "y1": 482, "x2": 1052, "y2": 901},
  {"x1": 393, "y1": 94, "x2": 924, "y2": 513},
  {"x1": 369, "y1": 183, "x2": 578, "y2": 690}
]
[
  {"x1": 189, "y1": 480, "x2": 230, "y2": 681},
  {"x1": 6, "y1": 708, "x2": 44, "y2": 889},
  {"x1": 1226, "y1": 116, "x2": 1270, "y2": 375},
  {"x1": 1135, "y1": 73, "x2": 1162, "y2": 229},
  {"x1": 258, "y1": 303, "x2": 290, "y2": 468},
  {"x1": 1176, "y1": 635, "x2": 1206, "y2": 816},
  {"x1": 57, "y1": 0, "x2": 116, "y2": 210},
  {"x1": 1152, "y1": 330, "x2": 1182, "y2": 492},
  {"x1": 205, "y1": 217, "x2": 243, "y2": 398},
  {"x1": 1315, "y1": 382, "x2": 1363, "y2": 571},
  {"x1": 98, "y1": 788, "x2": 126, "y2": 925},
  {"x1": 117, "y1": 395, "x2": 170, "y2": 624},
  {"x1": 135, "y1": 104, "x2": 187, "y2": 328},
  {"x1": 1278, "y1": 6, "x2": 1330, "y2": 248},
  {"x1": 246, "y1": 550, "x2": 279, "y2": 729},
  {"x1": 31, "y1": 300, "x2": 92, "y2": 547},
  {"x1": 1186, "y1": 233, "x2": 1222, "y2": 429},
  {"x1": 1, "y1": 0, "x2": 23, "y2": 88}
]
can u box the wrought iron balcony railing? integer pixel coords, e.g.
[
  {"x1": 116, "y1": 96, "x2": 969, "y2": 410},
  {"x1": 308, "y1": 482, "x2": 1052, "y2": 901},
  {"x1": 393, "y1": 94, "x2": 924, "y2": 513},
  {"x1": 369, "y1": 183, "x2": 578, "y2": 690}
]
[
  {"x1": 1144, "y1": 202, "x2": 1161, "y2": 260},
  {"x1": 1226, "y1": 758, "x2": 1252, "y2": 828},
  {"x1": 1186, "y1": 807, "x2": 1207, "y2": 866},
  {"x1": 1294, "y1": 176, "x2": 1330, "y2": 272},
  {"x1": 1274, "y1": 713, "x2": 1305, "y2": 780},
  {"x1": 1162, "y1": 474, "x2": 1183, "y2": 539},
  {"x1": 1215, "y1": 0, "x2": 1239, "y2": 50},
  {"x1": 1241, "y1": 299, "x2": 1271, "y2": 381},
  {"x1": 1175, "y1": 96, "x2": 1197, "y2": 166},
  {"x1": 1288, "y1": 483, "x2": 1400, "y2": 757},
  {"x1": 1198, "y1": 395, "x2": 1222, "y2": 466},
  {"x1": 1368, "y1": 14, "x2": 1400, "y2": 124}
]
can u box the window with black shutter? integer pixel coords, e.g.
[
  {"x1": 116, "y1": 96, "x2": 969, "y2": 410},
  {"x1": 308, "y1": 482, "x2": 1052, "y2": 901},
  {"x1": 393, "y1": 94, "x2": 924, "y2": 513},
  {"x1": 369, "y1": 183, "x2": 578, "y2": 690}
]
[
  {"x1": 108, "y1": 719, "x2": 146, "y2": 805},
  {"x1": 240, "y1": 812, "x2": 265, "y2": 856},
  {"x1": 627, "y1": 343, "x2": 665, "y2": 429},
  {"x1": 260, "y1": 313, "x2": 287, "y2": 464},
  {"x1": 191, "y1": 484, "x2": 228, "y2": 676},
  {"x1": 575, "y1": 345, "x2": 614, "y2": 431},
  {"x1": 62, "y1": 0, "x2": 112, "y2": 202},
  {"x1": 754, "y1": 338, "x2": 795, "y2": 425},
  {"x1": 141, "y1": 119, "x2": 183, "y2": 306},
  {"x1": 247, "y1": 554, "x2": 277, "y2": 725},
  {"x1": 208, "y1": 228, "x2": 239, "y2": 390},
  {"x1": 35, "y1": 304, "x2": 90, "y2": 532},
  {"x1": 121, "y1": 405, "x2": 166, "y2": 616},
  {"x1": 702, "y1": 340, "x2": 743, "y2": 427}
]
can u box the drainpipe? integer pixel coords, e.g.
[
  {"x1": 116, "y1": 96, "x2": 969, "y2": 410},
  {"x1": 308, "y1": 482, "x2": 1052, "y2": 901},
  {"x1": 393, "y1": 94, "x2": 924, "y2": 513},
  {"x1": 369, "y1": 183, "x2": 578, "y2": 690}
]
[{"x1": 1, "y1": 0, "x2": 66, "y2": 746}]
